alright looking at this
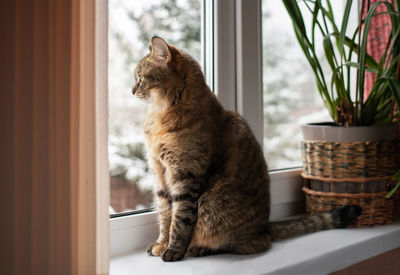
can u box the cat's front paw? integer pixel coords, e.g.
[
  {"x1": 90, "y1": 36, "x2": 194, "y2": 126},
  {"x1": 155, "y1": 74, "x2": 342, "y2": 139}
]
[
  {"x1": 160, "y1": 247, "x2": 185, "y2": 262},
  {"x1": 147, "y1": 242, "x2": 167, "y2": 256}
]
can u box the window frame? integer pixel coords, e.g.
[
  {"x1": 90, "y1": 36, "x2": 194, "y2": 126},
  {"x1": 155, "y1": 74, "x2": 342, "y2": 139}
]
[
  {"x1": 109, "y1": 0, "x2": 296, "y2": 256},
  {"x1": 109, "y1": 0, "x2": 264, "y2": 219},
  {"x1": 212, "y1": 0, "x2": 263, "y2": 145},
  {"x1": 109, "y1": 0, "x2": 360, "y2": 256}
]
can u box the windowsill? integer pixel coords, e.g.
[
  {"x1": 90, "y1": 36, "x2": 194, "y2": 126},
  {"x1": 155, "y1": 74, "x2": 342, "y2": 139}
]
[{"x1": 110, "y1": 223, "x2": 400, "y2": 275}]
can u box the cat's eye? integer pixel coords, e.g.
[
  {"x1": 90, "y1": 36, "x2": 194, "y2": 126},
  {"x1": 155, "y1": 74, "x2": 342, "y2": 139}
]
[{"x1": 138, "y1": 75, "x2": 144, "y2": 82}]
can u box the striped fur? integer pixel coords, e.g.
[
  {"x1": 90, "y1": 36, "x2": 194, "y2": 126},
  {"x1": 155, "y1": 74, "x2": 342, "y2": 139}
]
[
  {"x1": 133, "y1": 37, "x2": 361, "y2": 262},
  {"x1": 268, "y1": 205, "x2": 362, "y2": 241}
]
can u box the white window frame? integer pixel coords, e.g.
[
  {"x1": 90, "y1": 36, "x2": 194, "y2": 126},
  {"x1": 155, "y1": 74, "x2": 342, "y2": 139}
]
[
  {"x1": 110, "y1": 0, "x2": 359, "y2": 257},
  {"x1": 212, "y1": 0, "x2": 263, "y2": 145}
]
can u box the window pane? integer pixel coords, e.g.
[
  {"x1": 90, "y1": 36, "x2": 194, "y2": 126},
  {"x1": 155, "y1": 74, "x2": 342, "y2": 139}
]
[
  {"x1": 262, "y1": 0, "x2": 331, "y2": 170},
  {"x1": 109, "y1": 0, "x2": 202, "y2": 215}
]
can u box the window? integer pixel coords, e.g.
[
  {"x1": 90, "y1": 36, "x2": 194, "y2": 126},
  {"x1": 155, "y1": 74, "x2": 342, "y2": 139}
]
[
  {"x1": 109, "y1": 0, "x2": 367, "y2": 258},
  {"x1": 109, "y1": 0, "x2": 309, "y2": 256},
  {"x1": 261, "y1": 0, "x2": 332, "y2": 170},
  {"x1": 261, "y1": 1, "x2": 360, "y2": 170},
  {"x1": 108, "y1": 0, "x2": 202, "y2": 215}
]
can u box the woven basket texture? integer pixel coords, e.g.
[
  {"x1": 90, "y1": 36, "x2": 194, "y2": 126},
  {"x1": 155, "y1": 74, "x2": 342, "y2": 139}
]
[
  {"x1": 303, "y1": 186, "x2": 400, "y2": 227},
  {"x1": 301, "y1": 140, "x2": 400, "y2": 180},
  {"x1": 308, "y1": 179, "x2": 388, "y2": 193},
  {"x1": 301, "y1": 139, "x2": 400, "y2": 227}
]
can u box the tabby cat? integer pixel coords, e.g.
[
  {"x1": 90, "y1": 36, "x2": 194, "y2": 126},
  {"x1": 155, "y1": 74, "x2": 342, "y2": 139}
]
[{"x1": 131, "y1": 37, "x2": 362, "y2": 262}]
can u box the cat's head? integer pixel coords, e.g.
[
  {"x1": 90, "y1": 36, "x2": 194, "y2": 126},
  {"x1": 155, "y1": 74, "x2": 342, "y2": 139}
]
[{"x1": 131, "y1": 36, "x2": 204, "y2": 105}]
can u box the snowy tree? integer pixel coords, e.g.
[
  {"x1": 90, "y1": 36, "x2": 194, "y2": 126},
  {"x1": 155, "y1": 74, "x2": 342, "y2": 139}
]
[{"x1": 128, "y1": 0, "x2": 201, "y2": 61}]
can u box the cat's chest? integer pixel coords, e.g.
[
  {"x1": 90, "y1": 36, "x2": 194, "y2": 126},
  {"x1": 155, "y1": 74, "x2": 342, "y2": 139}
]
[
  {"x1": 144, "y1": 115, "x2": 172, "y2": 159},
  {"x1": 144, "y1": 119, "x2": 157, "y2": 153}
]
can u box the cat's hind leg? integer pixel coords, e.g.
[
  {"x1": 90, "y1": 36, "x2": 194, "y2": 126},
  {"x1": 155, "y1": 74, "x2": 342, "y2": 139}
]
[
  {"x1": 227, "y1": 232, "x2": 272, "y2": 255},
  {"x1": 187, "y1": 232, "x2": 271, "y2": 256}
]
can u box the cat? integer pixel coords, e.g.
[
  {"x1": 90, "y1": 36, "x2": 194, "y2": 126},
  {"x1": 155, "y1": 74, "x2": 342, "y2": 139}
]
[{"x1": 131, "y1": 36, "x2": 362, "y2": 262}]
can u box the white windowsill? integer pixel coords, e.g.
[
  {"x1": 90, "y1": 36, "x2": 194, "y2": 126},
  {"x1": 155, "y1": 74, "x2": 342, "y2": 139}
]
[{"x1": 110, "y1": 223, "x2": 400, "y2": 275}]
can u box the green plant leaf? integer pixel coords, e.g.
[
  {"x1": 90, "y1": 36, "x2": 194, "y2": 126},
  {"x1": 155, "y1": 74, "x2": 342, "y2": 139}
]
[
  {"x1": 339, "y1": 0, "x2": 353, "y2": 61},
  {"x1": 384, "y1": 28, "x2": 400, "y2": 70},
  {"x1": 387, "y1": 77, "x2": 400, "y2": 112},
  {"x1": 344, "y1": 61, "x2": 379, "y2": 73},
  {"x1": 323, "y1": 34, "x2": 337, "y2": 69},
  {"x1": 331, "y1": 33, "x2": 379, "y2": 69},
  {"x1": 358, "y1": 2, "x2": 388, "y2": 124},
  {"x1": 386, "y1": 169, "x2": 400, "y2": 198},
  {"x1": 283, "y1": 0, "x2": 399, "y2": 126}
]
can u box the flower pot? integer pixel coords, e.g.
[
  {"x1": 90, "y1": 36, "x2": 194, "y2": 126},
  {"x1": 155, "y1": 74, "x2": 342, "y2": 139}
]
[
  {"x1": 301, "y1": 122, "x2": 398, "y2": 142},
  {"x1": 300, "y1": 123, "x2": 400, "y2": 227}
]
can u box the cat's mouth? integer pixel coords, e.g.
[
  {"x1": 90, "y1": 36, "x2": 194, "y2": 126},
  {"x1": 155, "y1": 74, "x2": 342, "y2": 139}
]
[
  {"x1": 135, "y1": 90, "x2": 146, "y2": 98},
  {"x1": 134, "y1": 89, "x2": 151, "y2": 102},
  {"x1": 132, "y1": 86, "x2": 147, "y2": 99}
]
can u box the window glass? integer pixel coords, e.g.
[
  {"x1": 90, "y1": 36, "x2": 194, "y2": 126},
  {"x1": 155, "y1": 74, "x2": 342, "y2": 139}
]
[
  {"x1": 262, "y1": 0, "x2": 331, "y2": 170},
  {"x1": 109, "y1": 0, "x2": 201, "y2": 215}
]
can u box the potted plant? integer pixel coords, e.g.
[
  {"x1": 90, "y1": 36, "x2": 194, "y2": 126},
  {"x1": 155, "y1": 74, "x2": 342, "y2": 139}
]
[{"x1": 282, "y1": 0, "x2": 400, "y2": 226}]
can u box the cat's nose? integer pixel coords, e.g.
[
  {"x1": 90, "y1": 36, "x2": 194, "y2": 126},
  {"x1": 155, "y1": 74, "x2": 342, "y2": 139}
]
[{"x1": 132, "y1": 85, "x2": 137, "y2": 95}]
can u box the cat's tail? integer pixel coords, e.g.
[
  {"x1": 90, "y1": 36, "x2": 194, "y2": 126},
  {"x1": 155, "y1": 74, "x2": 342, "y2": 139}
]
[{"x1": 267, "y1": 205, "x2": 362, "y2": 241}]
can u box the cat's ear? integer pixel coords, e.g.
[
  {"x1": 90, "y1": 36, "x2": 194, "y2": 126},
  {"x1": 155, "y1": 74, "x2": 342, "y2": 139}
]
[{"x1": 151, "y1": 36, "x2": 170, "y2": 62}]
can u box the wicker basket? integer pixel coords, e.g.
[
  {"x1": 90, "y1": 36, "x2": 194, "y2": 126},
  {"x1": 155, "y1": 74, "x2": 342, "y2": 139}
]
[
  {"x1": 301, "y1": 140, "x2": 399, "y2": 180},
  {"x1": 301, "y1": 139, "x2": 400, "y2": 227},
  {"x1": 303, "y1": 180, "x2": 400, "y2": 227}
]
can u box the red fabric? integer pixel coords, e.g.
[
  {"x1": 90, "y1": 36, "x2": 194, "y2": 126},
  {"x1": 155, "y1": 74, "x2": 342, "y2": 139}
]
[
  {"x1": 360, "y1": 1, "x2": 399, "y2": 142},
  {"x1": 361, "y1": 0, "x2": 393, "y2": 98}
]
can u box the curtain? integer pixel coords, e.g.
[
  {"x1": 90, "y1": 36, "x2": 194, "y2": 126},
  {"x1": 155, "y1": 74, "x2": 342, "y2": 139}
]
[
  {"x1": 361, "y1": 0, "x2": 399, "y2": 140},
  {"x1": 0, "y1": 0, "x2": 109, "y2": 274},
  {"x1": 361, "y1": 0, "x2": 394, "y2": 97}
]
